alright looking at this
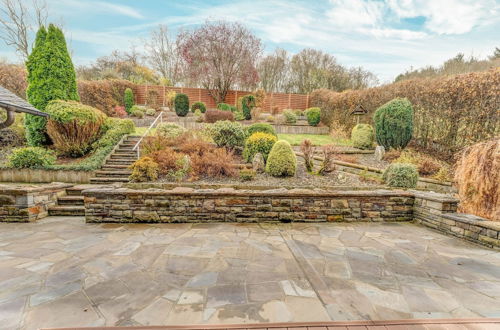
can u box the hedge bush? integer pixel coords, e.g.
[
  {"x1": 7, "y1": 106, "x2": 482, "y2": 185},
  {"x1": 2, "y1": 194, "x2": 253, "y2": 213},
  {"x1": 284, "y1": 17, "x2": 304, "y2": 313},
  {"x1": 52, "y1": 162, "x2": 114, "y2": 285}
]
[
  {"x1": 156, "y1": 123, "x2": 186, "y2": 139},
  {"x1": 382, "y1": 163, "x2": 419, "y2": 188},
  {"x1": 8, "y1": 147, "x2": 56, "y2": 168},
  {"x1": 205, "y1": 110, "x2": 234, "y2": 123},
  {"x1": 265, "y1": 140, "x2": 297, "y2": 177},
  {"x1": 191, "y1": 101, "x2": 206, "y2": 113},
  {"x1": 374, "y1": 98, "x2": 413, "y2": 150},
  {"x1": 78, "y1": 79, "x2": 136, "y2": 116},
  {"x1": 174, "y1": 93, "x2": 189, "y2": 117},
  {"x1": 305, "y1": 107, "x2": 321, "y2": 126},
  {"x1": 241, "y1": 95, "x2": 256, "y2": 120},
  {"x1": 207, "y1": 120, "x2": 246, "y2": 149},
  {"x1": 283, "y1": 109, "x2": 297, "y2": 124},
  {"x1": 129, "y1": 156, "x2": 159, "y2": 182},
  {"x1": 246, "y1": 123, "x2": 277, "y2": 138},
  {"x1": 124, "y1": 88, "x2": 134, "y2": 114},
  {"x1": 351, "y1": 124, "x2": 374, "y2": 150},
  {"x1": 45, "y1": 100, "x2": 107, "y2": 157},
  {"x1": 243, "y1": 132, "x2": 277, "y2": 162}
]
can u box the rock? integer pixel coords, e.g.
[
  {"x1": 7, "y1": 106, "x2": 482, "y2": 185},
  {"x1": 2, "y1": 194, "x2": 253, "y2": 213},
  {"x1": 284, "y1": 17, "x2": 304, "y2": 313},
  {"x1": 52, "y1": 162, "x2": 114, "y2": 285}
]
[
  {"x1": 252, "y1": 153, "x2": 265, "y2": 173},
  {"x1": 375, "y1": 145, "x2": 385, "y2": 161}
]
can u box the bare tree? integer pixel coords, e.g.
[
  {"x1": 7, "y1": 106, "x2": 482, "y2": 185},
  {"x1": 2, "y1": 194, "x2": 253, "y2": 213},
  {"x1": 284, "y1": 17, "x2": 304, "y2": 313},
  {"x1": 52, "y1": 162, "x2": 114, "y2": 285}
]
[
  {"x1": 177, "y1": 21, "x2": 262, "y2": 103},
  {"x1": 257, "y1": 48, "x2": 290, "y2": 93},
  {"x1": 144, "y1": 24, "x2": 184, "y2": 86},
  {"x1": 0, "y1": 0, "x2": 48, "y2": 60}
]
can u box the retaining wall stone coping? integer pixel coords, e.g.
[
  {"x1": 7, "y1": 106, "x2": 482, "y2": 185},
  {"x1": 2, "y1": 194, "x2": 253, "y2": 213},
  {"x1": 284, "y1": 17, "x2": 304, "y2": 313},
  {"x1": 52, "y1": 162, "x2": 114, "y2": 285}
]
[{"x1": 0, "y1": 183, "x2": 73, "y2": 195}]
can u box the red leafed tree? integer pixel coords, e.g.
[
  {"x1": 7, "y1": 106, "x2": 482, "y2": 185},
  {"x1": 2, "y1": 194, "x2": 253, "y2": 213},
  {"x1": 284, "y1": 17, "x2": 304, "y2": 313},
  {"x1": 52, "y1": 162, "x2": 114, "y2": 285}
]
[{"x1": 177, "y1": 21, "x2": 262, "y2": 103}]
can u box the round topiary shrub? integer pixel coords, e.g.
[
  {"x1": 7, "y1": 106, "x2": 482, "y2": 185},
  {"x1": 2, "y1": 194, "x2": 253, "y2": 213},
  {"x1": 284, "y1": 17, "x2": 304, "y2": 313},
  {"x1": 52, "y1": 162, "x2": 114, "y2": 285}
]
[
  {"x1": 374, "y1": 98, "x2": 413, "y2": 149},
  {"x1": 124, "y1": 88, "x2": 134, "y2": 114},
  {"x1": 129, "y1": 156, "x2": 159, "y2": 182},
  {"x1": 191, "y1": 101, "x2": 206, "y2": 113},
  {"x1": 283, "y1": 109, "x2": 297, "y2": 124},
  {"x1": 265, "y1": 140, "x2": 297, "y2": 177},
  {"x1": 243, "y1": 132, "x2": 277, "y2": 162},
  {"x1": 351, "y1": 124, "x2": 374, "y2": 150},
  {"x1": 207, "y1": 120, "x2": 246, "y2": 149},
  {"x1": 8, "y1": 146, "x2": 56, "y2": 168},
  {"x1": 246, "y1": 123, "x2": 277, "y2": 138},
  {"x1": 174, "y1": 93, "x2": 189, "y2": 117},
  {"x1": 145, "y1": 108, "x2": 156, "y2": 116},
  {"x1": 45, "y1": 100, "x2": 107, "y2": 157},
  {"x1": 382, "y1": 163, "x2": 419, "y2": 188},
  {"x1": 156, "y1": 122, "x2": 187, "y2": 139},
  {"x1": 305, "y1": 107, "x2": 321, "y2": 126}
]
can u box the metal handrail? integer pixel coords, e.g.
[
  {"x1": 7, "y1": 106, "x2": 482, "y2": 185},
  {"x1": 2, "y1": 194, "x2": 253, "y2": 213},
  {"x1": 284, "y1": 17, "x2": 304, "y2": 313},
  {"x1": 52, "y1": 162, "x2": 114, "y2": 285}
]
[{"x1": 132, "y1": 111, "x2": 164, "y2": 159}]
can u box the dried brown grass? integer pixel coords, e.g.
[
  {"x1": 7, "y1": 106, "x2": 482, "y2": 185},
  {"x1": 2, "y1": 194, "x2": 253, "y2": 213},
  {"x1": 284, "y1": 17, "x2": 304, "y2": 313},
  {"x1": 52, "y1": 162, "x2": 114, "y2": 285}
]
[{"x1": 454, "y1": 138, "x2": 500, "y2": 221}]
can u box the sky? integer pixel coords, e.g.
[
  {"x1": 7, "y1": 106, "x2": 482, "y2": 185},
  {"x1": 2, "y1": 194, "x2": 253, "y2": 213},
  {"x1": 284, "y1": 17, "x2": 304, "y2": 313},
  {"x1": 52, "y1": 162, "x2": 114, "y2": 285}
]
[{"x1": 1, "y1": 0, "x2": 499, "y2": 83}]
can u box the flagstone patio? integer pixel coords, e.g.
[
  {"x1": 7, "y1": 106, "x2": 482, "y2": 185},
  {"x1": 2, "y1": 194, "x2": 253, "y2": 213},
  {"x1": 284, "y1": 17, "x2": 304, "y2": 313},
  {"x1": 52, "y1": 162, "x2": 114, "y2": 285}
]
[{"x1": 0, "y1": 217, "x2": 499, "y2": 330}]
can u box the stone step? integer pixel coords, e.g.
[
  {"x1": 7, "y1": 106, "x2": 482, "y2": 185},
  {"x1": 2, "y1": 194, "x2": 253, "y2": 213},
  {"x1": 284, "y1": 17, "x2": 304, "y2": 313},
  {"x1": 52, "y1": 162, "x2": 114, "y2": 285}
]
[
  {"x1": 90, "y1": 177, "x2": 130, "y2": 183},
  {"x1": 102, "y1": 164, "x2": 130, "y2": 170},
  {"x1": 110, "y1": 154, "x2": 137, "y2": 160},
  {"x1": 118, "y1": 146, "x2": 136, "y2": 151},
  {"x1": 66, "y1": 187, "x2": 84, "y2": 196},
  {"x1": 48, "y1": 205, "x2": 85, "y2": 216},
  {"x1": 57, "y1": 196, "x2": 84, "y2": 205},
  {"x1": 106, "y1": 160, "x2": 136, "y2": 165},
  {"x1": 95, "y1": 170, "x2": 131, "y2": 177}
]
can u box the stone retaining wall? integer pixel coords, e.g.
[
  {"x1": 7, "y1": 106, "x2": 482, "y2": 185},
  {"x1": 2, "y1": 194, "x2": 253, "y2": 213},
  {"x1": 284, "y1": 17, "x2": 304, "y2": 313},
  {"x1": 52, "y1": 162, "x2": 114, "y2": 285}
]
[
  {"x1": 0, "y1": 168, "x2": 94, "y2": 183},
  {"x1": 83, "y1": 188, "x2": 414, "y2": 223},
  {"x1": 0, "y1": 183, "x2": 72, "y2": 222},
  {"x1": 413, "y1": 191, "x2": 500, "y2": 248}
]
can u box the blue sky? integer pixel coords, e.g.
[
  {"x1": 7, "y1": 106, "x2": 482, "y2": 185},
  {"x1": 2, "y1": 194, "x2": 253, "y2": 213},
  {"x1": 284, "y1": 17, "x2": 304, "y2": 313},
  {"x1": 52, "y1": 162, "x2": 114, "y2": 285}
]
[{"x1": 1, "y1": 0, "x2": 499, "y2": 82}]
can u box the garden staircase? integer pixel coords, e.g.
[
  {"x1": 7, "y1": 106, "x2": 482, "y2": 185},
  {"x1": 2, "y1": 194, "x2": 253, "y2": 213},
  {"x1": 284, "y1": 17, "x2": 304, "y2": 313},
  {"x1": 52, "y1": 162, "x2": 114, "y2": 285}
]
[
  {"x1": 48, "y1": 185, "x2": 87, "y2": 216},
  {"x1": 89, "y1": 135, "x2": 140, "y2": 184}
]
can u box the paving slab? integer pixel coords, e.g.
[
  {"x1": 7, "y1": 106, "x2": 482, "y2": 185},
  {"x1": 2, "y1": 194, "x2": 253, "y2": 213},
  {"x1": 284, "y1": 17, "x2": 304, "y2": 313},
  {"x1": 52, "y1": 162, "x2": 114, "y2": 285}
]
[{"x1": 0, "y1": 217, "x2": 499, "y2": 329}]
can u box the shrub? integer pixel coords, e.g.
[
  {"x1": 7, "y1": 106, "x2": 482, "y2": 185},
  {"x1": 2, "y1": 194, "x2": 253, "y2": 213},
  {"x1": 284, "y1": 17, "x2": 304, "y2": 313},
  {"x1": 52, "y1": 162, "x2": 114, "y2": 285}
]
[
  {"x1": 217, "y1": 103, "x2": 235, "y2": 112},
  {"x1": 26, "y1": 25, "x2": 79, "y2": 146},
  {"x1": 124, "y1": 88, "x2": 134, "y2": 114},
  {"x1": 240, "y1": 168, "x2": 256, "y2": 181},
  {"x1": 250, "y1": 107, "x2": 262, "y2": 122},
  {"x1": 246, "y1": 123, "x2": 277, "y2": 138},
  {"x1": 454, "y1": 138, "x2": 499, "y2": 221},
  {"x1": 0, "y1": 61, "x2": 26, "y2": 98},
  {"x1": 146, "y1": 90, "x2": 160, "y2": 110},
  {"x1": 300, "y1": 139, "x2": 315, "y2": 172},
  {"x1": 241, "y1": 95, "x2": 256, "y2": 120},
  {"x1": 45, "y1": 100, "x2": 107, "y2": 157},
  {"x1": 382, "y1": 163, "x2": 418, "y2": 188},
  {"x1": 265, "y1": 140, "x2": 297, "y2": 177},
  {"x1": 129, "y1": 157, "x2": 159, "y2": 182},
  {"x1": 142, "y1": 135, "x2": 171, "y2": 155},
  {"x1": 150, "y1": 147, "x2": 183, "y2": 175},
  {"x1": 393, "y1": 149, "x2": 441, "y2": 176},
  {"x1": 207, "y1": 120, "x2": 246, "y2": 149},
  {"x1": 305, "y1": 107, "x2": 321, "y2": 126},
  {"x1": 266, "y1": 115, "x2": 275, "y2": 123},
  {"x1": 253, "y1": 89, "x2": 266, "y2": 108},
  {"x1": 283, "y1": 109, "x2": 297, "y2": 124},
  {"x1": 78, "y1": 79, "x2": 135, "y2": 116},
  {"x1": 234, "y1": 111, "x2": 245, "y2": 121},
  {"x1": 156, "y1": 123, "x2": 187, "y2": 139},
  {"x1": 190, "y1": 148, "x2": 237, "y2": 179},
  {"x1": 165, "y1": 90, "x2": 176, "y2": 109},
  {"x1": 132, "y1": 109, "x2": 144, "y2": 118},
  {"x1": 294, "y1": 109, "x2": 304, "y2": 116},
  {"x1": 8, "y1": 147, "x2": 56, "y2": 168},
  {"x1": 351, "y1": 124, "x2": 374, "y2": 150},
  {"x1": 114, "y1": 106, "x2": 127, "y2": 118},
  {"x1": 243, "y1": 132, "x2": 277, "y2": 162},
  {"x1": 205, "y1": 110, "x2": 234, "y2": 123},
  {"x1": 145, "y1": 108, "x2": 156, "y2": 116},
  {"x1": 373, "y1": 98, "x2": 413, "y2": 150},
  {"x1": 191, "y1": 101, "x2": 206, "y2": 113},
  {"x1": 318, "y1": 145, "x2": 336, "y2": 175},
  {"x1": 271, "y1": 105, "x2": 280, "y2": 115},
  {"x1": 174, "y1": 93, "x2": 189, "y2": 116}
]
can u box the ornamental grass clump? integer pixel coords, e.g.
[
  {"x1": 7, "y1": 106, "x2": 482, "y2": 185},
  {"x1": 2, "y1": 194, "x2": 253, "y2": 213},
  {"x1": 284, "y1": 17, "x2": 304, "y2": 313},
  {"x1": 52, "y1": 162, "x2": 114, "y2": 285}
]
[
  {"x1": 351, "y1": 124, "x2": 374, "y2": 150},
  {"x1": 374, "y1": 98, "x2": 413, "y2": 149},
  {"x1": 382, "y1": 163, "x2": 418, "y2": 188},
  {"x1": 45, "y1": 100, "x2": 106, "y2": 157},
  {"x1": 454, "y1": 138, "x2": 499, "y2": 221},
  {"x1": 243, "y1": 132, "x2": 277, "y2": 162},
  {"x1": 8, "y1": 147, "x2": 56, "y2": 168},
  {"x1": 265, "y1": 140, "x2": 297, "y2": 177}
]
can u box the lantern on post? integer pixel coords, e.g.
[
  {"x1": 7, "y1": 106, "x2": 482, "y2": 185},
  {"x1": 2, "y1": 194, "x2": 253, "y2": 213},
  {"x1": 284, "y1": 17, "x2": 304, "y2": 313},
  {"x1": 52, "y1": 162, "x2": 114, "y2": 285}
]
[{"x1": 349, "y1": 104, "x2": 368, "y2": 124}]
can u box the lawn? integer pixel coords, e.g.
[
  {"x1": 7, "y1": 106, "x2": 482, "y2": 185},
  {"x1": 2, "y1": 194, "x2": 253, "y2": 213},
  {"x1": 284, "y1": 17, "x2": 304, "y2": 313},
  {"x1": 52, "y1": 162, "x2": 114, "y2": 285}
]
[
  {"x1": 133, "y1": 126, "x2": 157, "y2": 136},
  {"x1": 277, "y1": 133, "x2": 351, "y2": 146}
]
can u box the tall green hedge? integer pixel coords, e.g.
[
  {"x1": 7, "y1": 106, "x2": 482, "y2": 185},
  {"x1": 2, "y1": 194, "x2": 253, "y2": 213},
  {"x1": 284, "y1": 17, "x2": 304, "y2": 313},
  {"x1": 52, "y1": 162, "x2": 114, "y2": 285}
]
[
  {"x1": 25, "y1": 24, "x2": 79, "y2": 146},
  {"x1": 373, "y1": 98, "x2": 413, "y2": 150},
  {"x1": 174, "y1": 93, "x2": 189, "y2": 117}
]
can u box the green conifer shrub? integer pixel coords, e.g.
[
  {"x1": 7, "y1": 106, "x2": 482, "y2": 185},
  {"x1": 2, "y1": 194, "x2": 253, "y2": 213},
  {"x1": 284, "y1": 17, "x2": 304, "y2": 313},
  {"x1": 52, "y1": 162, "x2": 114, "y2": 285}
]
[
  {"x1": 243, "y1": 132, "x2": 277, "y2": 162},
  {"x1": 174, "y1": 93, "x2": 189, "y2": 117},
  {"x1": 124, "y1": 88, "x2": 134, "y2": 114},
  {"x1": 351, "y1": 124, "x2": 375, "y2": 149},
  {"x1": 241, "y1": 95, "x2": 256, "y2": 120},
  {"x1": 246, "y1": 123, "x2": 277, "y2": 138},
  {"x1": 382, "y1": 163, "x2": 419, "y2": 188},
  {"x1": 191, "y1": 101, "x2": 206, "y2": 113},
  {"x1": 265, "y1": 140, "x2": 297, "y2": 177},
  {"x1": 374, "y1": 98, "x2": 414, "y2": 149}
]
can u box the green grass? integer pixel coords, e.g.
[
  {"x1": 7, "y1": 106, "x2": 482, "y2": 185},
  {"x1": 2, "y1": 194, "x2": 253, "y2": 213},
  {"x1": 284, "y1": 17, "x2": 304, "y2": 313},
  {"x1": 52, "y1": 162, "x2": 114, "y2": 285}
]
[
  {"x1": 277, "y1": 133, "x2": 351, "y2": 146},
  {"x1": 133, "y1": 127, "x2": 157, "y2": 136}
]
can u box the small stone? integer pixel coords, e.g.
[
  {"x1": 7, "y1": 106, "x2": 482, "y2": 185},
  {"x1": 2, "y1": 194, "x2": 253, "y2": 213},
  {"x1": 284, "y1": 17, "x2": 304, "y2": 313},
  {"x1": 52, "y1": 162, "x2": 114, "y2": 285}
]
[
  {"x1": 252, "y1": 153, "x2": 265, "y2": 173},
  {"x1": 375, "y1": 145, "x2": 385, "y2": 161}
]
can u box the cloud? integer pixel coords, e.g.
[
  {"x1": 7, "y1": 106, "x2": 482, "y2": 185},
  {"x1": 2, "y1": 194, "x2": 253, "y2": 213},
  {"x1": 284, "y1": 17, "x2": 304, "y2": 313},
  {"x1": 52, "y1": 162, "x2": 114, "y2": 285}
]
[
  {"x1": 49, "y1": 0, "x2": 144, "y2": 19},
  {"x1": 327, "y1": 0, "x2": 384, "y2": 28}
]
